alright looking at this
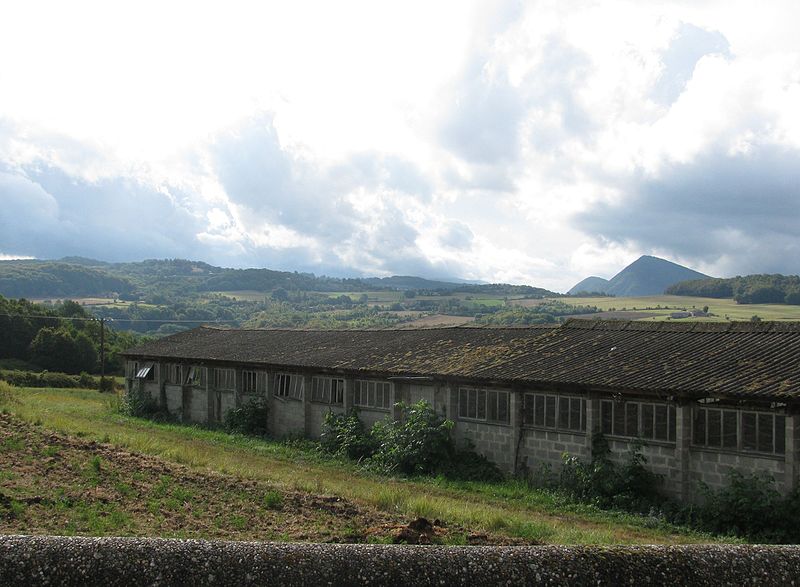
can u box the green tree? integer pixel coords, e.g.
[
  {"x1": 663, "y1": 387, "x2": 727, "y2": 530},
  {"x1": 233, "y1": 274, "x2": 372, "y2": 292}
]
[
  {"x1": 271, "y1": 288, "x2": 288, "y2": 301},
  {"x1": 29, "y1": 327, "x2": 97, "y2": 374}
]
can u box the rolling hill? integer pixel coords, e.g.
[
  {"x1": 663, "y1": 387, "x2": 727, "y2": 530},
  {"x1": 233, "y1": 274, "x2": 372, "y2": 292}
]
[
  {"x1": 0, "y1": 258, "x2": 559, "y2": 300},
  {"x1": 567, "y1": 276, "x2": 610, "y2": 295},
  {"x1": 569, "y1": 255, "x2": 709, "y2": 297}
]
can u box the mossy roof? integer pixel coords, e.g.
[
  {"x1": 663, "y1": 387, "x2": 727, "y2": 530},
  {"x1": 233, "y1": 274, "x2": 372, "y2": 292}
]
[{"x1": 123, "y1": 320, "x2": 800, "y2": 400}]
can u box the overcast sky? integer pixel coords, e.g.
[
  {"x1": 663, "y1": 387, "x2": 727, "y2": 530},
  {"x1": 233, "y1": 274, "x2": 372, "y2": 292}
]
[{"x1": 1, "y1": 0, "x2": 799, "y2": 292}]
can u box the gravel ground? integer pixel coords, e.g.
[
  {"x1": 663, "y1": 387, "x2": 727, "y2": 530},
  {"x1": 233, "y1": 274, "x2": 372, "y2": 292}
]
[{"x1": 2, "y1": 535, "x2": 800, "y2": 586}]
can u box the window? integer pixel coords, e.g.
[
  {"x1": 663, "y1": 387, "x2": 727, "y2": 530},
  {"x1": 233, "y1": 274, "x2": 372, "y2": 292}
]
[
  {"x1": 458, "y1": 388, "x2": 510, "y2": 424},
  {"x1": 523, "y1": 393, "x2": 585, "y2": 432},
  {"x1": 135, "y1": 362, "x2": 155, "y2": 381},
  {"x1": 243, "y1": 370, "x2": 267, "y2": 394},
  {"x1": 165, "y1": 363, "x2": 182, "y2": 384},
  {"x1": 354, "y1": 380, "x2": 392, "y2": 410},
  {"x1": 275, "y1": 373, "x2": 304, "y2": 400},
  {"x1": 311, "y1": 377, "x2": 345, "y2": 404},
  {"x1": 213, "y1": 368, "x2": 236, "y2": 390},
  {"x1": 695, "y1": 407, "x2": 785, "y2": 455},
  {"x1": 601, "y1": 399, "x2": 676, "y2": 441},
  {"x1": 184, "y1": 366, "x2": 205, "y2": 387}
]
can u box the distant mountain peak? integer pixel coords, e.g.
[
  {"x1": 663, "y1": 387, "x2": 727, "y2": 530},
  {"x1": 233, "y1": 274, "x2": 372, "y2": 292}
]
[
  {"x1": 567, "y1": 276, "x2": 610, "y2": 295},
  {"x1": 568, "y1": 255, "x2": 710, "y2": 297}
]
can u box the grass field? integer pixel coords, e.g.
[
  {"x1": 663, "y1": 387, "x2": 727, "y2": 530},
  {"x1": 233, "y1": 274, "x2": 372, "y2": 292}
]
[
  {"x1": 208, "y1": 291, "x2": 269, "y2": 302},
  {"x1": 514, "y1": 295, "x2": 800, "y2": 322},
  {"x1": 0, "y1": 387, "x2": 722, "y2": 545}
]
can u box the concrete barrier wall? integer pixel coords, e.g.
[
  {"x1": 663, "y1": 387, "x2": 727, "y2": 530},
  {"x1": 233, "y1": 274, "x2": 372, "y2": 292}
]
[{"x1": 2, "y1": 536, "x2": 799, "y2": 586}]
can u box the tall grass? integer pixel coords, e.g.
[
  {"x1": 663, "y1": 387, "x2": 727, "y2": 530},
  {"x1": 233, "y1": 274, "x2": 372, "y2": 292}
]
[{"x1": 2, "y1": 387, "x2": 718, "y2": 545}]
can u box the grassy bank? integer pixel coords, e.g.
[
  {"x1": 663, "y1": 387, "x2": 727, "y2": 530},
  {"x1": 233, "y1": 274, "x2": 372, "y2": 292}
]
[{"x1": 0, "y1": 387, "x2": 721, "y2": 544}]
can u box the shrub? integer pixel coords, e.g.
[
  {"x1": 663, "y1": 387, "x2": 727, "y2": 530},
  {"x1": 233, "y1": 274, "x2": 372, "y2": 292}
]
[
  {"x1": 225, "y1": 397, "x2": 269, "y2": 437},
  {"x1": 119, "y1": 385, "x2": 169, "y2": 421},
  {"x1": 262, "y1": 489, "x2": 283, "y2": 510},
  {"x1": 0, "y1": 369, "x2": 106, "y2": 389},
  {"x1": 684, "y1": 471, "x2": 800, "y2": 543},
  {"x1": 78, "y1": 372, "x2": 96, "y2": 388},
  {"x1": 444, "y1": 439, "x2": 504, "y2": 482},
  {"x1": 320, "y1": 402, "x2": 501, "y2": 481},
  {"x1": 369, "y1": 401, "x2": 455, "y2": 476},
  {"x1": 558, "y1": 433, "x2": 662, "y2": 512},
  {"x1": 320, "y1": 409, "x2": 376, "y2": 461}
]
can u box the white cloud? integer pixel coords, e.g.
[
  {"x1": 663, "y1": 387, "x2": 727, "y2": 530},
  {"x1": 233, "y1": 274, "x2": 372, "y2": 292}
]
[{"x1": 0, "y1": 1, "x2": 799, "y2": 291}]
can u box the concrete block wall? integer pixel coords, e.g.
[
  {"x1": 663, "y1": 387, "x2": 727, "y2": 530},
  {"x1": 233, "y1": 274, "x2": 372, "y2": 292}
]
[
  {"x1": 407, "y1": 384, "x2": 435, "y2": 406},
  {"x1": 219, "y1": 391, "x2": 236, "y2": 422},
  {"x1": 306, "y1": 402, "x2": 345, "y2": 439},
  {"x1": 187, "y1": 387, "x2": 208, "y2": 423},
  {"x1": 519, "y1": 428, "x2": 588, "y2": 473},
  {"x1": 164, "y1": 385, "x2": 183, "y2": 418},
  {"x1": 453, "y1": 420, "x2": 515, "y2": 472},
  {"x1": 688, "y1": 448, "x2": 785, "y2": 492},
  {"x1": 605, "y1": 439, "x2": 682, "y2": 496},
  {"x1": 144, "y1": 382, "x2": 160, "y2": 403},
  {"x1": 272, "y1": 397, "x2": 305, "y2": 437},
  {"x1": 357, "y1": 408, "x2": 390, "y2": 429}
]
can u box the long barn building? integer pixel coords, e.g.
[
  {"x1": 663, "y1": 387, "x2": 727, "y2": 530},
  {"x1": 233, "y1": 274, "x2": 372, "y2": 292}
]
[{"x1": 122, "y1": 320, "x2": 800, "y2": 499}]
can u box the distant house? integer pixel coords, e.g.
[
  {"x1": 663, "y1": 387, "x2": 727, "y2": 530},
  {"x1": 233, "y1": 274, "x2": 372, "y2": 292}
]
[{"x1": 123, "y1": 320, "x2": 800, "y2": 500}]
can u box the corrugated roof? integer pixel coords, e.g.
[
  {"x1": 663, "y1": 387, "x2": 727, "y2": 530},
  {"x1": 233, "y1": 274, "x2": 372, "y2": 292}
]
[{"x1": 123, "y1": 320, "x2": 800, "y2": 401}]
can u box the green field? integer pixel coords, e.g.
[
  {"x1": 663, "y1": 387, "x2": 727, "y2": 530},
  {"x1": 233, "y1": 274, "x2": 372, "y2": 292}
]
[
  {"x1": 0, "y1": 387, "x2": 719, "y2": 545},
  {"x1": 527, "y1": 295, "x2": 800, "y2": 322}
]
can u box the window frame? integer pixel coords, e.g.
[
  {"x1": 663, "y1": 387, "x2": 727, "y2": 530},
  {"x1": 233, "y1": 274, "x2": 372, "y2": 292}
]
[
  {"x1": 135, "y1": 362, "x2": 155, "y2": 381},
  {"x1": 275, "y1": 372, "x2": 304, "y2": 401},
  {"x1": 311, "y1": 376, "x2": 345, "y2": 405},
  {"x1": 353, "y1": 379, "x2": 392, "y2": 410},
  {"x1": 600, "y1": 399, "x2": 676, "y2": 442},
  {"x1": 458, "y1": 387, "x2": 511, "y2": 425},
  {"x1": 523, "y1": 392, "x2": 586, "y2": 433},
  {"x1": 242, "y1": 370, "x2": 267, "y2": 394},
  {"x1": 693, "y1": 405, "x2": 785, "y2": 456},
  {"x1": 213, "y1": 368, "x2": 236, "y2": 391},
  {"x1": 165, "y1": 363, "x2": 183, "y2": 385}
]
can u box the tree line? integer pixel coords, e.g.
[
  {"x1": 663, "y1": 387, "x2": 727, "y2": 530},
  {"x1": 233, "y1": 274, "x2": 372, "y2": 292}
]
[
  {"x1": 666, "y1": 274, "x2": 800, "y2": 305},
  {"x1": 0, "y1": 296, "x2": 143, "y2": 374}
]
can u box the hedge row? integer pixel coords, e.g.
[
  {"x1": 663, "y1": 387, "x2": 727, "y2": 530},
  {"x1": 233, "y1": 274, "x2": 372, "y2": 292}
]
[{"x1": 0, "y1": 369, "x2": 111, "y2": 390}]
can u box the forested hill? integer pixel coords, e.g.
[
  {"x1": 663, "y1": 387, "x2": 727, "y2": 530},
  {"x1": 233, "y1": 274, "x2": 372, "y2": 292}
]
[
  {"x1": 0, "y1": 259, "x2": 380, "y2": 299},
  {"x1": 0, "y1": 261, "x2": 134, "y2": 299},
  {"x1": 0, "y1": 258, "x2": 559, "y2": 300},
  {"x1": 666, "y1": 274, "x2": 800, "y2": 305},
  {"x1": 362, "y1": 275, "x2": 557, "y2": 297}
]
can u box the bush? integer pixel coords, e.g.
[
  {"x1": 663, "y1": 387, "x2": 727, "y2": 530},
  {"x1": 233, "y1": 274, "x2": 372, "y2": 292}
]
[
  {"x1": 320, "y1": 409, "x2": 376, "y2": 461},
  {"x1": 684, "y1": 471, "x2": 800, "y2": 543},
  {"x1": 320, "y1": 402, "x2": 501, "y2": 481},
  {"x1": 369, "y1": 401, "x2": 455, "y2": 476},
  {"x1": 119, "y1": 385, "x2": 170, "y2": 421},
  {"x1": 558, "y1": 433, "x2": 662, "y2": 512},
  {"x1": 225, "y1": 397, "x2": 269, "y2": 437},
  {"x1": 0, "y1": 369, "x2": 90, "y2": 389},
  {"x1": 444, "y1": 439, "x2": 504, "y2": 482}
]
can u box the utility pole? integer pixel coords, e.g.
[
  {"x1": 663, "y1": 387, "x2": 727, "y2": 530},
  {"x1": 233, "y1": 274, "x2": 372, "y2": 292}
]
[{"x1": 99, "y1": 317, "x2": 105, "y2": 392}]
